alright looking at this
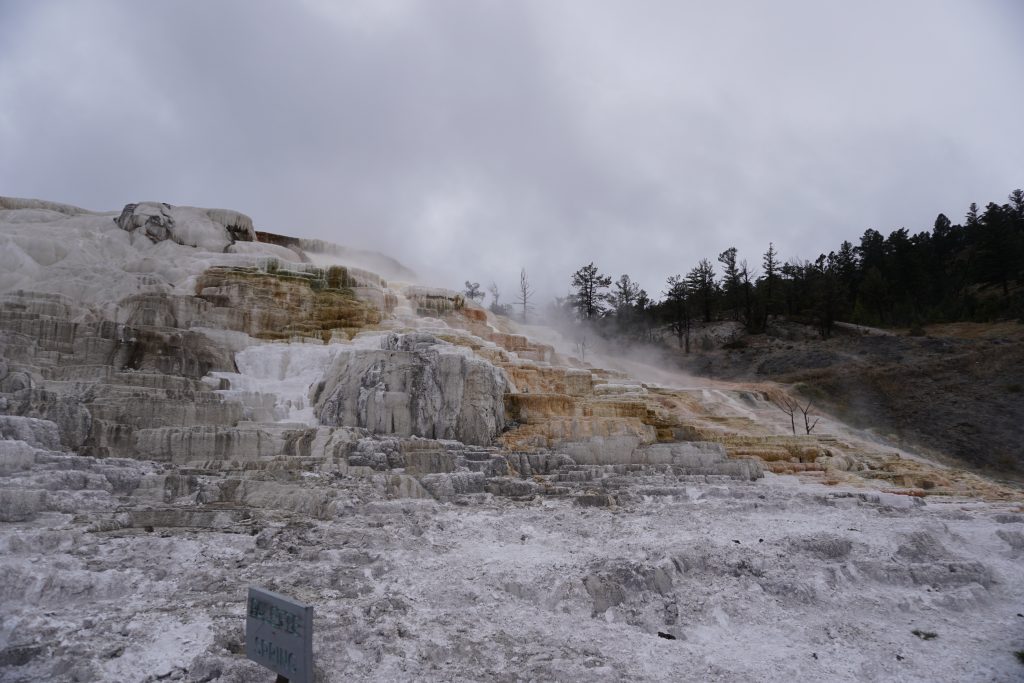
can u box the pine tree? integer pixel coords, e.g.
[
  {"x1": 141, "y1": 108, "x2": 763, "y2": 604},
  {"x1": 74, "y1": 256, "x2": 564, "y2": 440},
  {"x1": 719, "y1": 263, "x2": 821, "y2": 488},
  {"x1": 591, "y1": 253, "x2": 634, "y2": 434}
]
[
  {"x1": 975, "y1": 202, "x2": 1021, "y2": 297},
  {"x1": 718, "y1": 247, "x2": 741, "y2": 319},
  {"x1": 686, "y1": 259, "x2": 717, "y2": 323},
  {"x1": 738, "y1": 259, "x2": 756, "y2": 329},
  {"x1": 966, "y1": 202, "x2": 980, "y2": 227},
  {"x1": 1010, "y1": 189, "x2": 1024, "y2": 219},
  {"x1": 761, "y1": 243, "x2": 779, "y2": 314},
  {"x1": 609, "y1": 274, "x2": 641, "y2": 314},
  {"x1": 664, "y1": 275, "x2": 692, "y2": 352},
  {"x1": 570, "y1": 263, "x2": 612, "y2": 320}
]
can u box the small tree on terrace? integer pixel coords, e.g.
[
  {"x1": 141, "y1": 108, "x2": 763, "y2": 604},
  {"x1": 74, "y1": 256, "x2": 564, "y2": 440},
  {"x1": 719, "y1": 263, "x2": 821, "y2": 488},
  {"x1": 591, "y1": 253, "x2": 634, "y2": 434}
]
[
  {"x1": 488, "y1": 282, "x2": 511, "y2": 316},
  {"x1": 570, "y1": 262, "x2": 612, "y2": 320},
  {"x1": 775, "y1": 395, "x2": 819, "y2": 435},
  {"x1": 464, "y1": 281, "x2": 484, "y2": 302},
  {"x1": 515, "y1": 267, "x2": 534, "y2": 322}
]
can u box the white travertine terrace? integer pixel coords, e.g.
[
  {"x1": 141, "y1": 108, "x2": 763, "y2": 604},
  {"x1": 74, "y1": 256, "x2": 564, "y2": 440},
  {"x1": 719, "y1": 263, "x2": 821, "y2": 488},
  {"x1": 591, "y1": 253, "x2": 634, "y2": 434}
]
[{"x1": 1, "y1": 198, "x2": 1022, "y2": 682}]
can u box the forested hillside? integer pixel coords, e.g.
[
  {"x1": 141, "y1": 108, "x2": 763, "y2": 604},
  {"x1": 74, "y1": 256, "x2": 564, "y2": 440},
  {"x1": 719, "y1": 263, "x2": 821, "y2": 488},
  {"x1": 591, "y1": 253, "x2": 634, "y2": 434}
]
[{"x1": 528, "y1": 189, "x2": 1024, "y2": 344}]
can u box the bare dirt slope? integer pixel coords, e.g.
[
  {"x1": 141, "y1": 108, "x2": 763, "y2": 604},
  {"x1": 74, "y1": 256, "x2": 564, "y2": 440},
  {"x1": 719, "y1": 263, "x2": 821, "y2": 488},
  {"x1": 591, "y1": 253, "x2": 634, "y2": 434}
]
[{"x1": 678, "y1": 321, "x2": 1024, "y2": 479}]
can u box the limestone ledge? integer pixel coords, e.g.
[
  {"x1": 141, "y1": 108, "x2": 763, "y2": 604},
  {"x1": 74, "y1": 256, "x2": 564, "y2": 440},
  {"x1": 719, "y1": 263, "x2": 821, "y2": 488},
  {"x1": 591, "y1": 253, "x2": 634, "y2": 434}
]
[
  {"x1": 0, "y1": 412, "x2": 767, "y2": 530},
  {"x1": 1, "y1": 207, "x2": 1019, "y2": 502},
  {"x1": 194, "y1": 264, "x2": 387, "y2": 341}
]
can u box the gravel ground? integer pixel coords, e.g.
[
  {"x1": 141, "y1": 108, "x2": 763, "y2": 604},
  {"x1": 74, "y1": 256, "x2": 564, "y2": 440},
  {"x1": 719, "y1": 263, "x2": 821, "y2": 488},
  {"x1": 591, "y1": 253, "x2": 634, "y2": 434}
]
[{"x1": 3, "y1": 471, "x2": 1023, "y2": 682}]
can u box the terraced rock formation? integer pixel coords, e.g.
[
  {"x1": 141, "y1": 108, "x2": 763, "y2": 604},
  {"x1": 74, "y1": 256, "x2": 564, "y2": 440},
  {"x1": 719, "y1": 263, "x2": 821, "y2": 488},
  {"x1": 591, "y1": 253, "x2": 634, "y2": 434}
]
[{"x1": 1, "y1": 198, "x2": 1022, "y2": 682}]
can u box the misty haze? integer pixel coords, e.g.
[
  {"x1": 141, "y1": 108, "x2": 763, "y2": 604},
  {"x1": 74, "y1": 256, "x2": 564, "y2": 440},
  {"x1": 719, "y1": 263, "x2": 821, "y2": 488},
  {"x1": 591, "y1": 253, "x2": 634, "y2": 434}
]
[{"x1": 1, "y1": 2, "x2": 1023, "y2": 682}]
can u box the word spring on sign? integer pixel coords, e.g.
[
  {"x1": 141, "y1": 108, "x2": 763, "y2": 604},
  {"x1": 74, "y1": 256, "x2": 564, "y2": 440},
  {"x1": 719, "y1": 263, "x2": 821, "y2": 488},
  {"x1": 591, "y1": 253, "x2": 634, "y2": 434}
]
[{"x1": 245, "y1": 587, "x2": 314, "y2": 683}]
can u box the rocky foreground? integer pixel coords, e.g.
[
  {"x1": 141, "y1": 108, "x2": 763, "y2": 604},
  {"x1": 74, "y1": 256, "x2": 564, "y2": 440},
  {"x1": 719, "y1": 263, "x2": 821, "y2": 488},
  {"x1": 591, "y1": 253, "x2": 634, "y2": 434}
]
[{"x1": 1, "y1": 198, "x2": 1022, "y2": 682}]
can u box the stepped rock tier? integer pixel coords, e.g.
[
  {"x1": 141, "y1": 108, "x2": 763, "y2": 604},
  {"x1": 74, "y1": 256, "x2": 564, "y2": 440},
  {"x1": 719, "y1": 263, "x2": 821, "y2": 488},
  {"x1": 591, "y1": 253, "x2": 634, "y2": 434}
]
[
  {"x1": 1, "y1": 198, "x2": 1022, "y2": 681},
  {"x1": 315, "y1": 332, "x2": 509, "y2": 446}
]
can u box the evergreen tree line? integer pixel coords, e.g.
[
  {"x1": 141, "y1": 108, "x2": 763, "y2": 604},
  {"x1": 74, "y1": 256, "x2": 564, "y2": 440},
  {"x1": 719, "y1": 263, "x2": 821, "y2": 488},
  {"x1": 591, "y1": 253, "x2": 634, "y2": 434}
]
[{"x1": 559, "y1": 189, "x2": 1024, "y2": 346}]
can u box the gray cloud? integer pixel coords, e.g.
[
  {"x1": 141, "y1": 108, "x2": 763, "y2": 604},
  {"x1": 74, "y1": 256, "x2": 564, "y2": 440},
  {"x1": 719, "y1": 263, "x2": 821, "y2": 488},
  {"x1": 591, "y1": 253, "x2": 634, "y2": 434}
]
[{"x1": 1, "y1": 0, "x2": 1022, "y2": 302}]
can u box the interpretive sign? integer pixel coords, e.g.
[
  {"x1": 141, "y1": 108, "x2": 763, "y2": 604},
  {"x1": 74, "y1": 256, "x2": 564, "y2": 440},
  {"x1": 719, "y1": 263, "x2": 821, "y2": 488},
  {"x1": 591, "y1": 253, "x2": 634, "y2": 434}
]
[{"x1": 245, "y1": 586, "x2": 314, "y2": 683}]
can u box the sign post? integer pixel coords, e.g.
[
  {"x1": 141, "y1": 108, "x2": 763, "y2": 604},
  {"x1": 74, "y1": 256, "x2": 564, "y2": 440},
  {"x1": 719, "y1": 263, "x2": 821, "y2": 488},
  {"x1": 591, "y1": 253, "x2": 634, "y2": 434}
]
[{"x1": 245, "y1": 586, "x2": 314, "y2": 683}]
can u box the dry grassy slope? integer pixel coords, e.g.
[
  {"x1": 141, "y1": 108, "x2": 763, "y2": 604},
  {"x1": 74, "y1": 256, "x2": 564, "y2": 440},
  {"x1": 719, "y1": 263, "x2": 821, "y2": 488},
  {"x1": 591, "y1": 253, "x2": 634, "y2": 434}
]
[{"x1": 680, "y1": 322, "x2": 1024, "y2": 478}]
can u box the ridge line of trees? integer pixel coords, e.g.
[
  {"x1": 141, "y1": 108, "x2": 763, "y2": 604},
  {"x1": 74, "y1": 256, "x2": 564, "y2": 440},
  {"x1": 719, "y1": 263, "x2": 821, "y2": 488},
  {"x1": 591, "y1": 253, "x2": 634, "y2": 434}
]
[
  {"x1": 468, "y1": 189, "x2": 1023, "y2": 343},
  {"x1": 551, "y1": 189, "x2": 1024, "y2": 345}
]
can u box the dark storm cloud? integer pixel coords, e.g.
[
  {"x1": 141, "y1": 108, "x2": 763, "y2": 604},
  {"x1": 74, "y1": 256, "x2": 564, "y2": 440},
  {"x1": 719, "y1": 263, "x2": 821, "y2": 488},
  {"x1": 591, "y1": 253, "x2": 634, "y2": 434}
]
[{"x1": 1, "y1": 0, "x2": 1022, "y2": 301}]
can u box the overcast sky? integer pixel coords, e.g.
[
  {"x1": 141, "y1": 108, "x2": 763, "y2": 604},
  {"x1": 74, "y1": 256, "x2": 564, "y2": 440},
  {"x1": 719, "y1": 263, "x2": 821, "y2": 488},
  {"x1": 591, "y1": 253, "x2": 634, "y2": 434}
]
[{"x1": 1, "y1": 1, "x2": 1022, "y2": 302}]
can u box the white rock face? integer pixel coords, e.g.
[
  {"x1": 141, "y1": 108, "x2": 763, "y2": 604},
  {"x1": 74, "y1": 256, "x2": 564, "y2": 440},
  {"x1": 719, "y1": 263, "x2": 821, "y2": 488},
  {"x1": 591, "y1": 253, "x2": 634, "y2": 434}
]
[
  {"x1": 316, "y1": 332, "x2": 509, "y2": 445},
  {"x1": 0, "y1": 197, "x2": 410, "y2": 319},
  {"x1": 115, "y1": 202, "x2": 255, "y2": 250},
  {"x1": 0, "y1": 199, "x2": 259, "y2": 314},
  {"x1": 209, "y1": 341, "x2": 342, "y2": 425},
  {"x1": 0, "y1": 415, "x2": 62, "y2": 450},
  {"x1": 2, "y1": 197, "x2": 1023, "y2": 682}
]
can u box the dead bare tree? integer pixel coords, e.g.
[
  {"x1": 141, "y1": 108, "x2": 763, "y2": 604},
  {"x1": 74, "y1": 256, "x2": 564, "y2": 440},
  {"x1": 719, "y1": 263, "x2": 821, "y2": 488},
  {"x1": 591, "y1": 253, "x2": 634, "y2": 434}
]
[
  {"x1": 800, "y1": 401, "x2": 819, "y2": 435},
  {"x1": 575, "y1": 334, "x2": 588, "y2": 362},
  {"x1": 488, "y1": 282, "x2": 502, "y2": 314},
  {"x1": 516, "y1": 267, "x2": 534, "y2": 322},
  {"x1": 775, "y1": 395, "x2": 818, "y2": 435},
  {"x1": 775, "y1": 395, "x2": 798, "y2": 435}
]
